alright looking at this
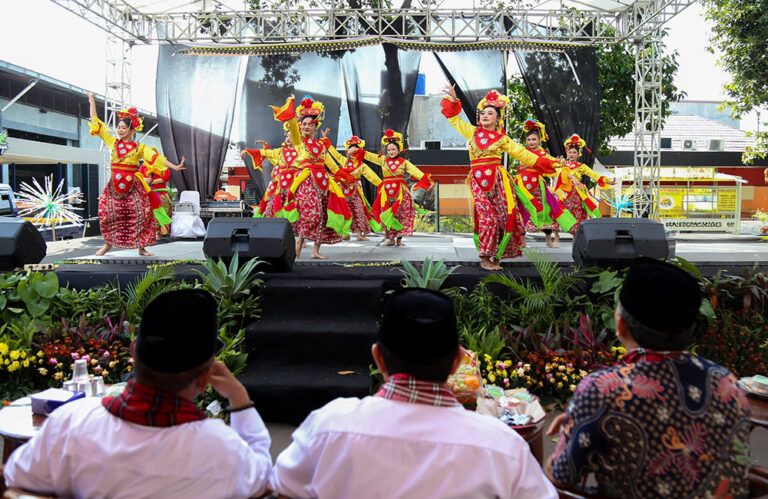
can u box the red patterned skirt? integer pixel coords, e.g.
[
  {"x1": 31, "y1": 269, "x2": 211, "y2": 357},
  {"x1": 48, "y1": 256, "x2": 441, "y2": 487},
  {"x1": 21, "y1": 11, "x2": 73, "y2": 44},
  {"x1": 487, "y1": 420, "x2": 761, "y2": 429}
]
[
  {"x1": 99, "y1": 180, "x2": 157, "y2": 249},
  {"x1": 561, "y1": 189, "x2": 591, "y2": 235},
  {"x1": 344, "y1": 186, "x2": 372, "y2": 235},
  {"x1": 263, "y1": 185, "x2": 298, "y2": 234},
  {"x1": 524, "y1": 182, "x2": 559, "y2": 233},
  {"x1": 471, "y1": 171, "x2": 525, "y2": 259},
  {"x1": 294, "y1": 179, "x2": 342, "y2": 244},
  {"x1": 385, "y1": 188, "x2": 415, "y2": 239}
]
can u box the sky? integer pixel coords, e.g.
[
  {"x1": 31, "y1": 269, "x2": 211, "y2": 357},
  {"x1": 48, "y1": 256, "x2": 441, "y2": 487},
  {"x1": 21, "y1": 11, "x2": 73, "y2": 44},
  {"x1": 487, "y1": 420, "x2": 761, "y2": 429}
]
[{"x1": 0, "y1": 0, "x2": 759, "y2": 131}]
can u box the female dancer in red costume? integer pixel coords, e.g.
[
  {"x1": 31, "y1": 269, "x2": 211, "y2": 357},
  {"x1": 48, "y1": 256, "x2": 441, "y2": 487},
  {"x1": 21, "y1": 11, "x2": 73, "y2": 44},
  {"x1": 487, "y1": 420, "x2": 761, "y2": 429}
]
[
  {"x1": 270, "y1": 95, "x2": 354, "y2": 259},
  {"x1": 326, "y1": 136, "x2": 382, "y2": 241},
  {"x1": 87, "y1": 93, "x2": 185, "y2": 256},
  {"x1": 440, "y1": 85, "x2": 560, "y2": 270},
  {"x1": 516, "y1": 120, "x2": 574, "y2": 248},
  {"x1": 361, "y1": 130, "x2": 433, "y2": 247},
  {"x1": 555, "y1": 134, "x2": 613, "y2": 234},
  {"x1": 242, "y1": 124, "x2": 300, "y2": 229}
]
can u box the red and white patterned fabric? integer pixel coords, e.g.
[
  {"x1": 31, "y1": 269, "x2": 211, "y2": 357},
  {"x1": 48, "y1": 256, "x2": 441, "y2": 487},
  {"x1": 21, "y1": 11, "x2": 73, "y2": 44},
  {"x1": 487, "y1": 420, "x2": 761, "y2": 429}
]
[
  {"x1": 384, "y1": 187, "x2": 415, "y2": 239},
  {"x1": 98, "y1": 178, "x2": 157, "y2": 249},
  {"x1": 561, "y1": 188, "x2": 590, "y2": 235},
  {"x1": 471, "y1": 169, "x2": 525, "y2": 259},
  {"x1": 344, "y1": 187, "x2": 372, "y2": 234},
  {"x1": 375, "y1": 374, "x2": 460, "y2": 408},
  {"x1": 293, "y1": 179, "x2": 343, "y2": 244}
]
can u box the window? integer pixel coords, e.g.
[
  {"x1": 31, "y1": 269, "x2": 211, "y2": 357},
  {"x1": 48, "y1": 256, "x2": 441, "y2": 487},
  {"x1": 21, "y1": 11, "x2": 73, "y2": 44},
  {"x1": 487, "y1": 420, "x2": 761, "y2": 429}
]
[{"x1": 660, "y1": 137, "x2": 672, "y2": 149}]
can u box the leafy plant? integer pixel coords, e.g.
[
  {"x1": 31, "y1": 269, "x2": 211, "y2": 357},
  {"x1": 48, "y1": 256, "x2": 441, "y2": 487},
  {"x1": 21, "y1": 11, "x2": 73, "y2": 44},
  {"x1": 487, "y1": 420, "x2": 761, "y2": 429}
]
[
  {"x1": 459, "y1": 325, "x2": 509, "y2": 362},
  {"x1": 399, "y1": 258, "x2": 460, "y2": 291},
  {"x1": 194, "y1": 252, "x2": 264, "y2": 302}
]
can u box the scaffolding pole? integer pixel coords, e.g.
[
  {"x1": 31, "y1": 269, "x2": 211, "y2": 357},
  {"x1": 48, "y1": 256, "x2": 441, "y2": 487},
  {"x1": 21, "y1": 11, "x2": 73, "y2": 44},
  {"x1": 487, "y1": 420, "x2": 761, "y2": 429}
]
[{"x1": 101, "y1": 35, "x2": 132, "y2": 191}]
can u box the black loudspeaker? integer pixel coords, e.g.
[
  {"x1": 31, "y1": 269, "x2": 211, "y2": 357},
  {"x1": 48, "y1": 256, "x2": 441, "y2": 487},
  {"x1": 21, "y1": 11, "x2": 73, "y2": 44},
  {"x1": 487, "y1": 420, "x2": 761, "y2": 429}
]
[
  {"x1": 0, "y1": 219, "x2": 47, "y2": 271},
  {"x1": 203, "y1": 217, "x2": 296, "y2": 272},
  {"x1": 572, "y1": 218, "x2": 670, "y2": 268}
]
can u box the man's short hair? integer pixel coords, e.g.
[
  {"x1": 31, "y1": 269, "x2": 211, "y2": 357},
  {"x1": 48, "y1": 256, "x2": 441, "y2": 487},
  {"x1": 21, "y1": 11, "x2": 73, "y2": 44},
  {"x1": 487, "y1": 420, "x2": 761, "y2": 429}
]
[
  {"x1": 618, "y1": 257, "x2": 701, "y2": 350},
  {"x1": 377, "y1": 288, "x2": 458, "y2": 383},
  {"x1": 134, "y1": 289, "x2": 219, "y2": 392}
]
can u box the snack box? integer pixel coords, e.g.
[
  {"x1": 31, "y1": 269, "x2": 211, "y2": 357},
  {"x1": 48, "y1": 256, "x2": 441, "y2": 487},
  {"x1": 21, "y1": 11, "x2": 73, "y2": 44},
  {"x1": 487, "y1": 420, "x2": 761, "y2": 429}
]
[{"x1": 30, "y1": 388, "x2": 86, "y2": 416}]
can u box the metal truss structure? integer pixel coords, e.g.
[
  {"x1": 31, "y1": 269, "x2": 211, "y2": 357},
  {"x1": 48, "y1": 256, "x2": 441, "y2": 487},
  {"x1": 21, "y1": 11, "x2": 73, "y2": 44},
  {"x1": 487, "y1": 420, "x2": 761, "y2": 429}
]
[{"x1": 51, "y1": 0, "x2": 695, "y2": 217}]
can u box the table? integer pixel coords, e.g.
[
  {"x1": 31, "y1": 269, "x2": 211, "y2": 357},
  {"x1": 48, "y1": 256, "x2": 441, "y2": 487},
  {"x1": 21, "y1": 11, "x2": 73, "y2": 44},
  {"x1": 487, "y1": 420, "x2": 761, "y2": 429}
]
[
  {"x1": 747, "y1": 393, "x2": 768, "y2": 429},
  {"x1": 0, "y1": 398, "x2": 45, "y2": 463}
]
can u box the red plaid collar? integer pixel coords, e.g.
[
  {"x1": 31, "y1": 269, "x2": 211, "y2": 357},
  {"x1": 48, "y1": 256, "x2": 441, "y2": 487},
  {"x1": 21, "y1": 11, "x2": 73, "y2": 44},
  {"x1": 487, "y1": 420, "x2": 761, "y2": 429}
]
[
  {"x1": 618, "y1": 347, "x2": 688, "y2": 365},
  {"x1": 102, "y1": 379, "x2": 206, "y2": 427},
  {"x1": 375, "y1": 374, "x2": 459, "y2": 408}
]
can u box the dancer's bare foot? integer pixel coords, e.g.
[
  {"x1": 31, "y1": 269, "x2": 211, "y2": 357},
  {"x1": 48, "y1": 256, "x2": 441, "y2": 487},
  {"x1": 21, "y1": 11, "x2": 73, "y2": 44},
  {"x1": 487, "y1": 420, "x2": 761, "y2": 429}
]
[
  {"x1": 480, "y1": 256, "x2": 502, "y2": 271},
  {"x1": 310, "y1": 242, "x2": 327, "y2": 259},
  {"x1": 383, "y1": 239, "x2": 395, "y2": 246},
  {"x1": 343, "y1": 235, "x2": 351, "y2": 240},
  {"x1": 95, "y1": 243, "x2": 112, "y2": 256},
  {"x1": 138, "y1": 248, "x2": 154, "y2": 256},
  {"x1": 396, "y1": 238, "x2": 405, "y2": 246},
  {"x1": 545, "y1": 235, "x2": 559, "y2": 248},
  {"x1": 296, "y1": 237, "x2": 305, "y2": 258},
  {"x1": 554, "y1": 231, "x2": 560, "y2": 243},
  {"x1": 356, "y1": 235, "x2": 370, "y2": 241}
]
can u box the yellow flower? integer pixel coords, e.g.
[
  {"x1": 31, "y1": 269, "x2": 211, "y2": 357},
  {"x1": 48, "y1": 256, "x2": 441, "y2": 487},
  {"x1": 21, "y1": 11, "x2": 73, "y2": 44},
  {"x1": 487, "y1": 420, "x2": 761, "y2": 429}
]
[
  {"x1": 102, "y1": 370, "x2": 109, "y2": 377},
  {"x1": 617, "y1": 346, "x2": 627, "y2": 355},
  {"x1": 126, "y1": 366, "x2": 132, "y2": 373},
  {"x1": 22, "y1": 360, "x2": 29, "y2": 368},
  {"x1": 20, "y1": 351, "x2": 27, "y2": 359},
  {"x1": 10, "y1": 361, "x2": 20, "y2": 372},
  {"x1": 549, "y1": 377, "x2": 556, "y2": 383},
  {"x1": 109, "y1": 361, "x2": 116, "y2": 369},
  {"x1": 0, "y1": 343, "x2": 8, "y2": 355},
  {"x1": 37, "y1": 351, "x2": 44, "y2": 358},
  {"x1": 579, "y1": 370, "x2": 588, "y2": 378},
  {"x1": 38, "y1": 368, "x2": 48, "y2": 376},
  {"x1": 91, "y1": 359, "x2": 98, "y2": 366},
  {"x1": 488, "y1": 373, "x2": 496, "y2": 383},
  {"x1": 558, "y1": 365, "x2": 566, "y2": 371},
  {"x1": 524, "y1": 364, "x2": 530, "y2": 371},
  {"x1": 10, "y1": 351, "x2": 20, "y2": 361},
  {"x1": 557, "y1": 382, "x2": 563, "y2": 389},
  {"x1": 570, "y1": 384, "x2": 577, "y2": 392},
  {"x1": 54, "y1": 372, "x2": 63, "y2": 380},
  {"x1": 484, "y1": 354, "x2": 492, "y2": 361}
]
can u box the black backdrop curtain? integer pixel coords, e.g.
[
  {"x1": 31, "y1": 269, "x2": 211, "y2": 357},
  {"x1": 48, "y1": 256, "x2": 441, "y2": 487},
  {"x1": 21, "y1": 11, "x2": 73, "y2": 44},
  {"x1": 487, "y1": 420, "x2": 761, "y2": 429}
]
[
  {"x1": 156, "y1": 45, "x2": 241, "y2": 199},
  {"x1": 239, "y1": 52, "x2": 342, "y2": 192},
  {"x1": 514, "y1": 48, "x2": 600, "y2": 165},
  {"x1": 342, "y1": 44, "x2": 421, "y2": 200},
  {"x1": 434, "y1": 50, "x2": 506, "y2": 126}
]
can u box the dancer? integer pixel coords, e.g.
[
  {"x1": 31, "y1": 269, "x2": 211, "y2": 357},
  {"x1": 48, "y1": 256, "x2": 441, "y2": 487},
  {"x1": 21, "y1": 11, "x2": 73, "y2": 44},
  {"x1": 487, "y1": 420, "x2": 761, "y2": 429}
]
[
  {"x1": 270, "y1": 94, "x2": 354, "y2": 259},
  {"x1": 326, "y1": 136, "x2": 382, "y2": 241},
  {"x1": 517, "y1": 119, "x2": 574, "y2": 248},
  {"x1": 242, "y1": 124, "x2": 300, "y2": 226},
  {"x1": 138, "y1": 163, "x2": 172, "y2": 236},
  {"x1": 441, "y1": 85, "x2": 561, "y2": 270},
  {"x1": 555, "y1": 134, "x2": 614, "y2": 234},
  {"x1": 359, "y1": 129, "x2": 433, "y2": 247},
  {"x1": 87, "y1": 93, "x2": 185, "y2": 257}
]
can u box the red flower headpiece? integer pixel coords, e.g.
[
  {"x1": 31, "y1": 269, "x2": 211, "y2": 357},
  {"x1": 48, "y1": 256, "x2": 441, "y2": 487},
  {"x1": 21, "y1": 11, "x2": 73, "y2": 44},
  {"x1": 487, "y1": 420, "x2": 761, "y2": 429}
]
[
  {"x1": 345, "y1": 136, "x2": 365, "y2": 148},
  {"x1": 117, "y1": 108, "x2": 142, "y2": 131},
  {"x1": 523, "y1": 119, "x2": 548, "y2": 142},
  {"x1": 381, "y1": 129, "x2": 403, "y2": 146},
  {"x1": 298, "y1": 97, "x2": 322, "y2": 118}
]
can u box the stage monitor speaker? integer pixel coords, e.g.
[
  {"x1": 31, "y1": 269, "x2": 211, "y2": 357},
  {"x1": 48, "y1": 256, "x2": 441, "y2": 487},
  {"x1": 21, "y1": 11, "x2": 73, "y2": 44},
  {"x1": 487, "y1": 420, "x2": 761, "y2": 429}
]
[
  {"x1": 203, "y1": 217, "x2": 296, "y2": 272},
  {"x1": 572, "y1": 218, "x2": 670, "y2": 268},
  {"x1": 0, "y1": 218, "x2": 47, "y2": 271}
]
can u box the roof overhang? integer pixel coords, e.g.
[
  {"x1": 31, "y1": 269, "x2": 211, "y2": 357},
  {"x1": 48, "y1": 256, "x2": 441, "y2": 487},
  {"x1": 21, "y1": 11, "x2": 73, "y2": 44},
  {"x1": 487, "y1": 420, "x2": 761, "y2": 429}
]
[{"x1": 0, "y1": 138, "x2": 104, "y2": 165}]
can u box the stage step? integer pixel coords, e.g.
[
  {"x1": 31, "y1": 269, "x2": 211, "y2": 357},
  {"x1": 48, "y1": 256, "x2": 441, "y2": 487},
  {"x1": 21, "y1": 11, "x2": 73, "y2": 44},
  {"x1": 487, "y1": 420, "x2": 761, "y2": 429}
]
[{"x1": 241, "y1": 279, "x2": 385, "y2": 423}]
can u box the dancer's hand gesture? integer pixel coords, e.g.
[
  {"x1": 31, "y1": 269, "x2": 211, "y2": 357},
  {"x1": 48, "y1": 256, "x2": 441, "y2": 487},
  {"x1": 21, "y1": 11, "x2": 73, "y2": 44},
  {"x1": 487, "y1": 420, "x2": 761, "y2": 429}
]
[
  {"x1": 169, "y1": 156, "x2": 186, "y2": 171},
  {"x1": 254, "y1": 139, "x2": 267, "y2": 148},
  {"x1": 442, "y1": 84, "x2": 457, "y2": 101},
  {"x1": 87, "y1": 92, "x2": 96, "y2": 103},
  {"x1": 321, "y1": 128, "x2": 330, "y2": 139}
]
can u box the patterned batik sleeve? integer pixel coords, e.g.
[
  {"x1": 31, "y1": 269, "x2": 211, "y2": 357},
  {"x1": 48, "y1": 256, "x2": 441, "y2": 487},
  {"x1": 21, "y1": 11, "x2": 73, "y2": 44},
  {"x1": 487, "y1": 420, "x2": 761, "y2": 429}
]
[{"x1": 550, "y1": 374, "x2": 608, "y2": 486}]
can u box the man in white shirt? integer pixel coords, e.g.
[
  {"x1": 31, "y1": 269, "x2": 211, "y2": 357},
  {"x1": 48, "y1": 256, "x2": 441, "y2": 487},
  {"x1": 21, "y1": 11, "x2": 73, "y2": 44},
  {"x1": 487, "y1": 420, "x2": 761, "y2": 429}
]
[
  {"x1": 269, "y1": 288, "x2": 557, "y2": 499},
  {"x1": 4, "y1": 289, "x2": 272, "y2": 499}
]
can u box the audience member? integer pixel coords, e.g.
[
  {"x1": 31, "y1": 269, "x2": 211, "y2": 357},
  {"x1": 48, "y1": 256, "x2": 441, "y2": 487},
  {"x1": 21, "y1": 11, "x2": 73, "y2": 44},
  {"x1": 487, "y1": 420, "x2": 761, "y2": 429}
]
[
  {"x1": 4, "y1": 289, "x2": 272, "y2": 498},
  {"x1": 546, "y1": 257, "x2": 751, "y2": 498},
  {"x1": 270, "y1": 288, "x2": 557, "y2": 498}
]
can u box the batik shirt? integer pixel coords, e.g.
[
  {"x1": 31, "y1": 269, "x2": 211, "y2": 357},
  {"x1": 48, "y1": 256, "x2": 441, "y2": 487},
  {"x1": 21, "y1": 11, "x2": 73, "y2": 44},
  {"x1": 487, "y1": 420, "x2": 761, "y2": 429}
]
[{"x1": 550, "y1": 350, "x2": 751, "y2": 498}]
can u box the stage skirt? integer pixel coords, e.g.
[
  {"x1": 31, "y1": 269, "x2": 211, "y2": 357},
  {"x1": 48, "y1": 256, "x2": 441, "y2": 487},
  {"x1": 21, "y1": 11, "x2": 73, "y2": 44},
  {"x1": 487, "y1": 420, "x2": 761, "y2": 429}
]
[
  {"x1": 523, "y1": 182, "x2": 560, "y2": 233},
  {"x1": 263, "y1": 186, "x2": 298, "y2": 234},
  {"x1": 383, "y1": 188, "x2": 415, "y2": 240},
  {"x1": 294, "y1": 178, "x2": 343, "y2": 244},
  {"x1": 471, "y1": 169, "x2": 525, "y2": 259},
  {"x1": 343, "y1": 187, "x2": 372, "y2": 235},
  {"x1": 561, "y1": 189, "x2": 593, "y2": 235},
  {"x1": 99, "y1": 179, "x2": 157, "y2": 249}
]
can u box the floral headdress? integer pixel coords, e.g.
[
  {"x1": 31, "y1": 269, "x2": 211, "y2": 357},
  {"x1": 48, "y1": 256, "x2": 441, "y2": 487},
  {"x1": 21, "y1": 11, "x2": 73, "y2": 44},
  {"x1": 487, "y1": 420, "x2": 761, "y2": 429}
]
[
  {"x1": 296, "y1": 95, "x2": 325, "y2": 126},
  {"x1": 380, "y1": 129, "x2": 404, "y2": 149},
  {"x1": 476, "y1": 90, "x2": 510, "y2": 131},
  {"x1": 116, "y1": 108, "x2": 143, "y2": 132},
  {"x1": 564, "y1": 134, "x2": 590, "y2": 154},
  {"x1": 523, "y1": 118, "x2": 548, "y2": 142},
  {"x1": 345, "y1": 136, "x2": 365, "y2": 149}
]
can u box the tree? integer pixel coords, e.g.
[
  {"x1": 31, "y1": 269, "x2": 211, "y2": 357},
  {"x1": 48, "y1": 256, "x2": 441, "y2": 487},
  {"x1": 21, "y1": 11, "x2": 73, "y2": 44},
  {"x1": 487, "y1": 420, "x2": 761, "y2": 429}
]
[
  {"x1": 506, "y1": 31, "x2": 684, "y2": 158},
  {"x1": 703, "y1": 0, "x2": 768, "y2": 164}
]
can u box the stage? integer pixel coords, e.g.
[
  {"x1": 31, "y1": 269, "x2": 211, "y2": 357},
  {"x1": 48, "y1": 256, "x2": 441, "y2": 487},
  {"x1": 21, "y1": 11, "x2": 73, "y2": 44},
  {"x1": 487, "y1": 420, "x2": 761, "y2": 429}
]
[{"x1": 38, "y1": 230, "x2": 768, "y2": 290}]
